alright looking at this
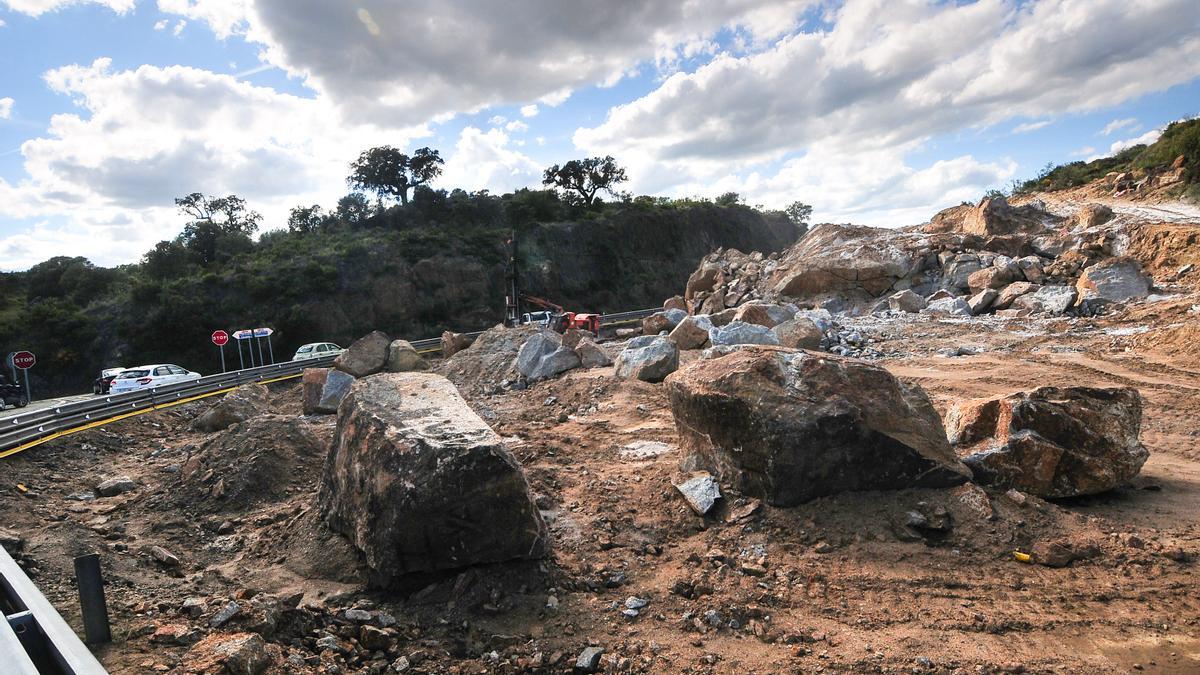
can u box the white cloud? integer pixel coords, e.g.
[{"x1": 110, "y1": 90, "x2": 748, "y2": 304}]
[
  {"x1": 1071, "y1": 146, "x2": 1097, "y2": 157},
  {"x1": 172, "y1": 19, "x2": 186, "y2": 36},
  {"x1": 438, "y1": 127, "x2": 541, "y2": 194},
  {"x1": 520, "y1": 104, "x2": 539, "y2": 118},
  {"x1": 0, "y1": 0, "x2": 133, "y2": 16},
  {"x1": 153, "y1": 19, "x2": 168, "y2": 30},
  {"x1": 504, "y1": 119, "x2": 528, "y2": 133},
  {"x1": 0, "y1": 58, "x2": 431, "y2": 268},
  {"x1": 1012, "y1": 120, "x2": 1050, "y2": 134},
  {"x1": 1089, "y1": 128, "x2": 1163, "y2": 161},
  {"x1": 0, "y1": 18, "x2": 7, "y2": 26},
  {"x1": 162, "y1": 0, "x2": 815, "y2": 125},
  {"x1": 1100, "y1": 117, "x2": 1138, "y2": 136},
  {"x1": 575, "y1": 0, "x2": 1200, "y2": 215},
  {"x1": 0, "y1": 97, "x2": 13, "y2": 119}
]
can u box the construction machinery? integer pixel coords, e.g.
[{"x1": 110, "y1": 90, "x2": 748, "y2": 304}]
[{"x1": 503, "y1": 227, "x2": 601, "y2": 334}]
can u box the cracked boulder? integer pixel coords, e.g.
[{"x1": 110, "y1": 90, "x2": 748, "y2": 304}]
[
  {"x1": 334, "y1": 331, "x2": 391, "y2": 377},
  {"x1": 665, "y1": 347, "x2": 971, "y2": 506},
  {"x1": 615, "y1": 336, "x2": 679, "y2": 383},
  {"x1": 516, "y1": 331, "x2": 581, "y2": 382},
  {"x1": 319, "y1": 373, "x2": 549, "y2": 585},
  {"x1": 947, "y1": 386, "x2": 1149, "y2": 498}
]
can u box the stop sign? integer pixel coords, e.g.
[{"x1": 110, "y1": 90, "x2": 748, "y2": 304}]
[
  {"x1": 11, "y1": 351, "x2": 35, "y2": 370},
  {"x1": 211, "y1": 330, "x2": 230, "y2": 346}
]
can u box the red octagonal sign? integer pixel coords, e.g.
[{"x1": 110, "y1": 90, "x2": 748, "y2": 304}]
[
  {"x1": 12, "y1": 351, "x2": 35, "y2": 370},
  {"x1": 211, "y1": 330, "x2": 230, "y2": 347}
]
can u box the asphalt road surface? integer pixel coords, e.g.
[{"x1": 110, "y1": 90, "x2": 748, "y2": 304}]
[{"x1": 0, "y1": 393, "x2": 95, "y2": 421}]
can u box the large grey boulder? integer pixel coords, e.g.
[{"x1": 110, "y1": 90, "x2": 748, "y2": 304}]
[
  {"x1": 1014, "y1": 285, "x2": 1077, "y2": 314},
  {"x1": 966, "y1": 289, "x2": 998, "y2": 315},
  {"x1": 1076, "y1": 259, "x2": 1152, "y2": 304},
  {"x1": 319, "y1": 373, "x2": 549, "y2": 585},
  {"x1": 316, "y1": 370, "x2": 355, "y2": 414},
  {"x1": 709, "y1": 320, "x2": 780, "y2": 347},
  {"x1": 668, "y1": 315, "x2": 714, "y2": 350},
  {"x1": 944, "y1": 255, "x2": 982, "y2": 291},
  {"x1": 947, "y1": 387, "x2": 1148, "y2": 498},
  {"x1": 385, "y1": 340, "x2": 427, "y2": 372},
  {"x1": 192, "y1": 383, "x2": 270, "y2": 432},
  {"x1": 665, "y1": 347, "x2": 971, "y2": 506},
  {"x1": 614, "y1": 336, "x2": 679, "y2": 383},
  {"x1": 925, "y1": 297, "x2": 972, "y2": 317},
  {"x1": 516, "y1": 331, "x2": 581, "y2": 382},
  {"x1": 334, "y1": 331, "x2": 391, "y2": 377}
]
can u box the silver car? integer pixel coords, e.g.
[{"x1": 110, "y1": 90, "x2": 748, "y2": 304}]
[{"x1": 292, "y1": 342, "x2": 345, "y2": 361}]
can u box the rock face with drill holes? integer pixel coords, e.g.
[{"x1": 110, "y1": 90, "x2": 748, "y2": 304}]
[
  {"x1": 319, "y1": 373, "x2": 549, "y2": 585},
  {"x1": 665, "y1": 347, "x2": 972, "y2": 506},
  {"x1": 947, "y1": 386, "x2": 1149, "y2": 498}
]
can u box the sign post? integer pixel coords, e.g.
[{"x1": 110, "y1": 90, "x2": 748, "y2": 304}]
[
  {"x1": 11, "y1": 350, "x2": 35, "y2": 403},
  {"x1": 233, "y1": 328, "x2": 275, "y2": 369},
  {"x1": 211, "y1": 330, "x2": 230, "y2": 373}
]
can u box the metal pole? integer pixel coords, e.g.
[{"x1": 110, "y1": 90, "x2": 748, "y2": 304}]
[
  {"x1": 73, "y1": 553, "x2": 111, "y2": 645},
  {"x1": 254, "y1": 334, "x2": 265, "y2": 368},
  {"x1": 237, "y1": 339, "x2": 245, "y2": 370},
  {"x1": 219, "y1": 344, "x2": 226, "y2": 373},
  {"x1": 266, "y1": 334, "x2": 274, "y2": 365},
  {"x1": 247, "y1": 337, "x2": 257, "y2": 368},
  {"x1": 23, "y1": 368, "x2": 30, "y2": 403}
]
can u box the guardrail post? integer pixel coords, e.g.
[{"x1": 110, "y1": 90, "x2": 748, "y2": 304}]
[{"x1": 72, "y1": 553, "x2": 111, "y2": 644}]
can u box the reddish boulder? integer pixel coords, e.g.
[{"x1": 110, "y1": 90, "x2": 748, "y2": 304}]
[{"x1": 665, "y1": 347, "x2": 971, "y2": 506}]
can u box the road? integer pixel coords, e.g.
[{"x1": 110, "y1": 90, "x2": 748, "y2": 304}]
[{"x1": 0, "y1": 393, "x2": 95, "y2": 421}]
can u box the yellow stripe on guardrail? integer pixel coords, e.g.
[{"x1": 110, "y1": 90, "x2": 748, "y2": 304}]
[{"x1": 0, "y1": 372, "x2": 304, "y2": 461}]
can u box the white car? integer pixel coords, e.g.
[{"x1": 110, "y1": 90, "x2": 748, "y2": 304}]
[
  {"x1": 109, "y1": 364, "x2": 201, "y2": 394},
  {"x1": 292, "y1": 342, "x2": 345, "y2": 361}
]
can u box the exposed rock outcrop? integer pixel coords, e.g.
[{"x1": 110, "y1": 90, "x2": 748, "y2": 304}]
[
  {"x1": 947, "y1": 387, "x2": 1149, "y2": 498},
  {"x1": 319, "y1": 374, "x2": 549, "y2": 585},
  {"x1": 666, "y1": 347, "x2": 971, "y2": 506},
  {"x1": 1076, "y1": 258, "x2": 1152, "y2": 304},
  {"x1": 437, "y1": 324, "x2": 539, "y2": 395}
]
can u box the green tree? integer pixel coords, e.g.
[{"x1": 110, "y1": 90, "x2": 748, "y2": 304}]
[
  {"x1": 174, "y1": 193, "x2": 262, "y2": 265},
  {"x1": 715, "y1": 191, "x2": 742, "y2": 206},
  {"x1": 348, "y1": 146, "x2": 444, "y2": 206},
  {"x1": 335, "y1": 192, "x2": 373, "y2": 225},
  {"x1": 542, "y1": 156, "x2": 628, "y2": 208},
  {"x1": 287, "y1": 204, "x2": 326, "y2": 234},
  {"x1": 784, "y1": 201, "x2": 813, "y2": 227}
]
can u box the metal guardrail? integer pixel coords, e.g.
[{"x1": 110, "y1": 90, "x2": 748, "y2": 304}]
[
  {"x1": 0, "y1": 308, "x2": 661, "y2": 457},
  {"x1": 1, "y1": 545, "x2": 107, "y2": 674},
  {"x1": 0, "y1": 356, "x2": 335, "y2": 458}
]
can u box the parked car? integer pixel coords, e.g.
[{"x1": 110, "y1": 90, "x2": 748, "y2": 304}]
[
  {"x1": 93, "y1": 367, "x2": 126, "y2": 395},
  {"x1": 109, "y1": 364, "x2": 201, "y2": 394},
  {"x1": 0, "y1": 377, "x2": 27, "y2": 410},
  {"x1": 292, "y1": 342, "x2": 345, "y2": 361}
]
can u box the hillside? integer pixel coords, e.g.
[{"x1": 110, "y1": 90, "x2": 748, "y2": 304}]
[{"x1": 0, "y1": 196, "x2": 798, "y2": 395}]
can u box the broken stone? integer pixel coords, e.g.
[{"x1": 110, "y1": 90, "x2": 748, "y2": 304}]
[
  {"x1": 967, "y1": 266, "x2": 1017, "y2": 292},
  {"x1": 1030, "y1": 539, "x2": 1099, "y2": 568},
  {"x1": 191, "y1": 383, "x2": 270, "y2": 432},
  {"x1": 1076, "y1": 258, "x2": 1152, "y2": 304},
  {"x1": 96, "y1": 476, "x2": 136, "y2": 497},
  {"x1": 618, "y1": 440, "x2": 673, "y2": 460},
  {"x1": 614, "y1": 336, "x2": 679, "y2": 383},
  {"x1": 993, "y1": 282, "x2": 1040, "y2": 310},
  {"x1": 315, "y1": 369, "x2": 355, "y2": 414},
  {"x1": 771, "y1": 317, "x2": 823, "y2": 350},
  {"x1": 925, "y1": 297, "x2": 972, "y2": 317},
  {"x1": 732, "y1": 302, "x2": 793, "y2": 328},
  {"x1": 643, "y1": 309, "x2": 688, "y2": 335},
  {"x1": 674, "y1": 473, "x2": 721, "y2": 515},
  {"x1": 1014, "y1": 285, "x2": 1077, "y2": 314},
  {"x1": 574, "y1": 339, "x2": 612, "y2": 368},
  {"x1": 574, "y1": 646, "x2": 605, "y2": 673},
  {"x1": 334, "y1": 330, "x2": 391, "y2": 377},
  {"x1": 301, "y1": 368, "x2": 330, "y2": 415},
  {"x1": 948, "y1": 387, "x2": 1149, "y2": 498},
  {"x1": 953, "y1": 483, "x2": 995, "y2": 520},
  {"x1": 385, "y1": 339, "x2": 427, "y2": 372},
  {"x1": 966, "y1": 289, "x2": 998, "y2": 315},
  {"x1": 441, "y1": 331, "x2": 475, "y2": 358},
  {"x1": 888, "y1": 289, "x2": 927, "y2": 313},
  {"x1": 210, "y1": 601, "x2": 241, "y2": 628},
  {"x1": 148, "y1": 545, "x2": 180, "y2": 567},
  {"x1": 319, "y1": 373, "x2": 549, "y2": 585},
  {"x1": 664, "y1": 295, "x2": 688, "y2": 312},
  {"x1": 517, "y1": 331, "x2": 582, "y2": 382},
  {"x1": 708, "y1": 321, "x2": 780, "y2": 347},
  {"x1": 561, "y1": 328, "x2": 594, "y2": 349},
  {"x1": 181, "y1": 597, "x2": 206, "y2": 618},
  {"x1": 183, "y1": 633, "x2": 270, "y2": 675},
  {"x1": 666, "y1": 347, "x2": 971, "y2": 506},
  {"x1": 668, "y1": 315, "x2": 714, "y2": 350}
]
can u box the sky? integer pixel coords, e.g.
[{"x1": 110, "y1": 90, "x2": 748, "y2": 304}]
[{"x1": 0, "y1": 0, "x2": 1198, "y2": 271}]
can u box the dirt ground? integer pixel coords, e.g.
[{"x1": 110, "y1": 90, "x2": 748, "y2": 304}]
[{"x1": 2, "y1": 293, "x2": 1199, "y2": 674}]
